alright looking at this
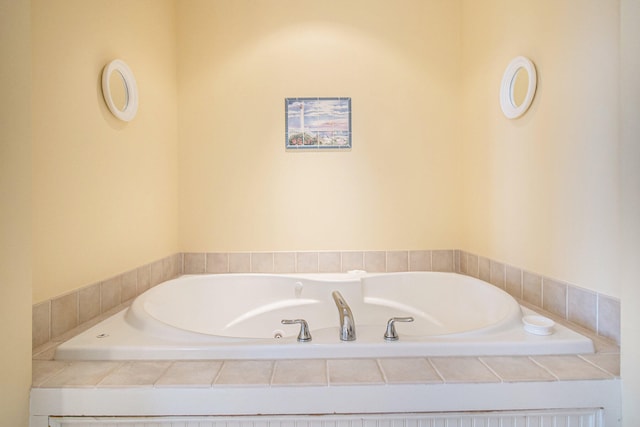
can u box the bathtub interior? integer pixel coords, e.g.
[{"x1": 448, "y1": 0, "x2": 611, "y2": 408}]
[
  {"x1": 53, "y1": 272, "x2": 596, "y2": 360},
  {"x1": 128, "y1": 272, "x2": 522, "y2": 339}
]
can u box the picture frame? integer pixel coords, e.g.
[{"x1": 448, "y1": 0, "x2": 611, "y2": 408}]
[{"x1": 285, "y1": 97, "x2": 352, "y2": 150}]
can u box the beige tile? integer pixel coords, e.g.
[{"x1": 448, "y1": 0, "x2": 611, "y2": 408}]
[
  {"x1": 184, "y1": 252, "x2": 206, "y2": 274},
  {"x1": 32, "y1": 343, "x2": 58, "y2": 361},
  {"x1": 32, "y1": 301, "x2": 50, "y2": 349},
  {"x1": 100, "y1": 276, "x2": 122, "y2": 313},
  {"x1": 489, "y1": 260, "x2": 505, "y2": 289},
  {"x1": 229, "y1": 253, "x2": 251, "y2": 273},
  {"x1": 568, "y1": 286, "x2": 597, "y2": 331},
  {"x1": 137, "y1": 264, "x2": 151, "y2": 294},
  {"x1": 319, "y1": 252, "x2": 341, "y2": 273},
  {"x1": 378, "y1": 358, "x2": 442, "y2": 384},
  {"x1": 429, "y1": 357, "x2": 500, "y2": 383},
  {"x1": 78, "y1": 283, "x2": 101, "y2": 324},
  {"x1": 454, "y1": 250, "x2": 461, "y2": 272},
  {"x1": 478, "y1": 257, "x2": 490, "y2": 282},
  {"x1": 169, "y1": 253, "x2": 183, "y2": 277},
  {"x1": 598, "y1": 295, "x2": 621, "y2": 344},
  {"x1": 215, "y1": 360, "x2": 274, "y2": 386},
  {"x1": 98, "y1": 361, "x2": 171, "y2": 387},
  {"x1": 296, "y1": 252, "x2": 318, "y2": 273},
  {"x1": 274, "y1": 252, "x2": 296, "y2": 273},
  {"x1": 531, "y1": 355, "x2": 613, "y2": 380},
  {"x1": 272, "y1": 359, "x2": 327, "y2": 386},
  {"x1": 459, "y1": 251, "x2": 468, "y2": 274},
  {"x1": 251, "y1": 252, "x2": 274, "y2": 273},
  {"x1": 591, "y1": 334, "x2": 620, "y2": 354},
  {"x1": 580, "y1": 353, "x2": 620, "y2": 377},
  {"x1": 409, "y1": 250, "x2": 431, "y2": 271},
  {"x1": 467, "y1": 253, "x2": 479, "y2": 278},
  {"x1": 121, "y1": 270, "x2": 138, "y2": 302},
  {"x1": 480, "y1": 357, "x2": 555, "y2": 382},
  {"x1": 543, "y1": 278, "x2": 567, "y2": 318},
  {"x1": 432, "y1": 250, "x2": 454, "y2": 272},
  {"x1": 155, "y1": 361, "x2": 222, "y2": 387},
  {"x1": 51, "y1": 292, "x2": 78, "y2": 339},
  {"x1": 327, "y1": 359, "x2": 384, "y2": 385},
  {"x1": 505, "y1": 265, "x2": 522, "y2": 298},
  {"x1": 150, "y1": 259, "x2": 165, "y2": 287},
  {"x1": 32, "y1": 360, "x2": 70, "y2": 387},
  {"x1": 364, "y1": 251, "x2": 386, "y2": 272},
  {"x1": 161, "y1": 256, "x2": 174, "y2": 282},
  {"x1": 523, "y1": 271, "x2": 542, "y2": 307},
  {"x1": 207, "y1": 253, "x2": 229, "y2": 273},
  {"x1": 387, "y1": 251, "x2": 409, "y2": 272},
  {"x1": 341, "y1": 251, "x2": 364, "y2": 272},
  {"x1": 41, "y1": 361, "x2": 122, "y2": 388}
]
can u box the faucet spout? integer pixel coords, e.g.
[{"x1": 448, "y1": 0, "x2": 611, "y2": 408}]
[{"x1": 331, "y1": 291, "x2": 356, "y2": 341}]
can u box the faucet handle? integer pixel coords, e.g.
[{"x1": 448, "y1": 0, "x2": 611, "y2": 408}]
[
  {"x1": 384, "y1": 317, "x2": 414, "y2": 341},
  {"x1": 281, "y1": 319, "x2": 312, "y2": 342}
]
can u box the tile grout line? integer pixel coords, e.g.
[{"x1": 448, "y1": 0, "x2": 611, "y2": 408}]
[
  {"x1": 425, "y1": 358, "x2": 446, "y2": 384},
  {"x1": 527, "y1": 356, "x2": 560, "y2": 381},
  {"x1": 211, "y1": 360, "x2": 226, "y2": 386},
  {"x1": 476, "y1": 357, "x2": 504, "y2": 383},
  {"x1": 576, "y1": 354, "x2": 617, "y2": 377},
  {"x1": 269, "y1": 360, "x2": 277, "y2": 386},
  {"x1": 152, "y1": 360, "x2": 176, "y2": 388},
  {"x1": 374, "y1": 359, "x2": 388, "y2": 384}
]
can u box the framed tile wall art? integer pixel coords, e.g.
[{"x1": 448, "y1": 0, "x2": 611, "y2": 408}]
[{"x1": 285, "y1": 97, "x2": 352, "y2": 150}]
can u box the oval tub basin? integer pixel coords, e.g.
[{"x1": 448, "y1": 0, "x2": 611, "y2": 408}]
[{"x1": 54, "y1": 272, "x2": 594, "y2": 360}]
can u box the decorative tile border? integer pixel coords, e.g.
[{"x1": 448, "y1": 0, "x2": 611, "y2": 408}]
[
  {"x1": 182, "y1": 250, "x2": 456, "y2": 275},
  {"x1": 32, "y1": 249, "x2": 621, "y2": 354}
]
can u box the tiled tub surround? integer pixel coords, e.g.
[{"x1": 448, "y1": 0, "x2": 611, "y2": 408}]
[
  {"x1": 182, "y1": 249, "x2": 621, "y2": 344},
  {"x1": 32, "y1": 250, "x2": 620, "y2": 356},
  {"x1": 31, "y1": 250, "x2": 622, "y2": 426},
  {"x1": 32, "y1": 254, "x2": 182, "y2": 350},
  {"x1": 457, "y1": 250, "x2": 621, "y2": 345}
]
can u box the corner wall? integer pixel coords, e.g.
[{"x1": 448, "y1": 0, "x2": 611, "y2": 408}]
[
  {"x1": 31, "y1": 0, "x2": 180, "y2": 303},
  {"x1": 176, "y1": 0, "x2": 463, "y2": 252},
  {"x1": 0, "y1": 0, "x2": 32, "y2": 425},
  {"x1": 460, "y1": 0, "x2": 620, "y2": 298}
]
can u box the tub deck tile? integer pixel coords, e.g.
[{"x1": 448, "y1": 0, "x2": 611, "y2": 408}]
[
  {"x1": 530, "y1": 355, "x2": 614, "y2": 380},
  {"x1": 40, "y1": 361, "x2": 122, "y2": 388},
  {"x1": 215, "y1": 360, "x2": 274, "y2": 387},
  {"x1": 31, "y1": 360, "x2": 71, "y2": 387},
  {"x1": 98, "y1": 361, "x2": 172, "y2": 388},
  {"x1": 378, "y1": 358, "x2": 442, "y2": 384},
  {"x1": 155, "y1": 361, "x2": 223, "y2": 388},
  {"x1": 579, "y1": 353, "x2": 620, "y2": 377},
  {"x1": 479, "y1": 356, "x2": 556, "y2": 382},
  {"x1": 428, "y1": 357, "x2": 500, "y2": 383},
  {"x1": 272, "y1": 359, "x2": 327, "y2": 386},
  {"x1": 327, "y1": 359, "x2": 385, "y2": 385}
]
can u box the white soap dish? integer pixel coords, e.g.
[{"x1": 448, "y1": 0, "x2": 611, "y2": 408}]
[{"x1": 522, "y1": 315, "x2": 555, "y2": 335}]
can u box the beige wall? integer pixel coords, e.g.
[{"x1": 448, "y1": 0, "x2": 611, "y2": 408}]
[
  {"x1": 32, "y1": 0, "x2": 179, "y2": 303},
  {"x1": 0, "y1": 0, "x2": 32, "y2": 425},
  {"x1": 177, "y1": 0, "x2": 462, "y2": 252},
  {"x1": 460, "y1": 0, "x2": 620, "y2": 298},
  {"x1": 620, "y1": 0, "x2": 640, "y2": 424}
]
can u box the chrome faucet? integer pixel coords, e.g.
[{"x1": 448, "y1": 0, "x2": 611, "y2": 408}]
[{"x1": 331, "y1": 291, "x2": 356, "y2": 341}]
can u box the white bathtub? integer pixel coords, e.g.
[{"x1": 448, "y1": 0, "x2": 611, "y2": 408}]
[{"x1": 54, "y1": 272, "x2": 594, "y2": 360}]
